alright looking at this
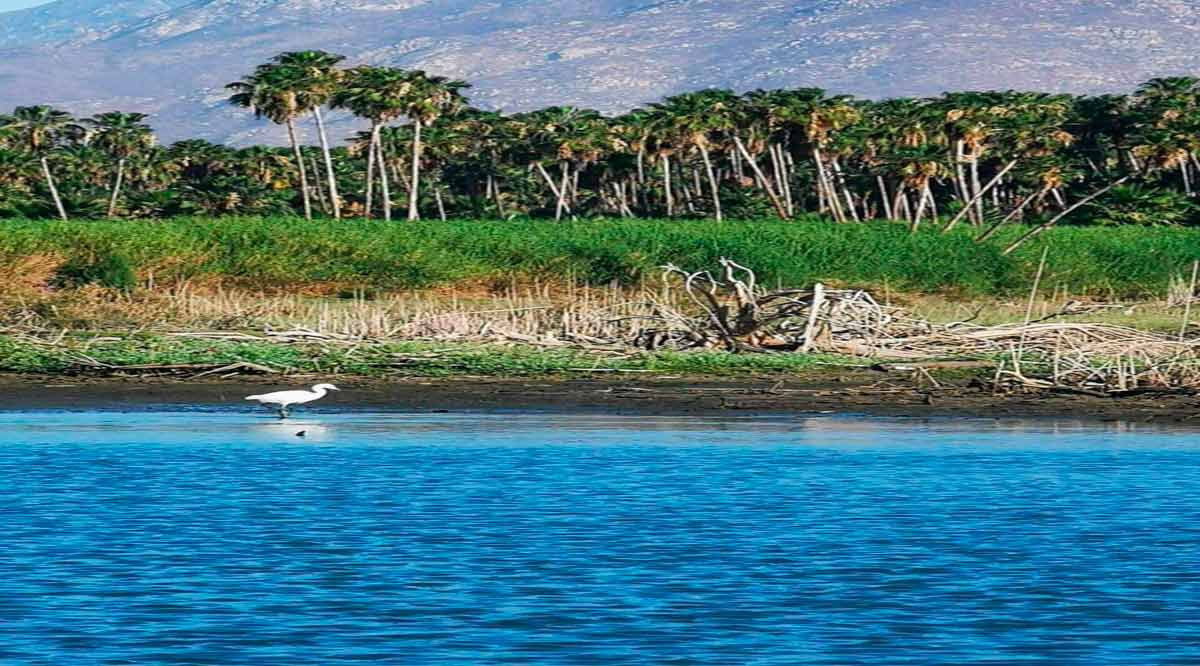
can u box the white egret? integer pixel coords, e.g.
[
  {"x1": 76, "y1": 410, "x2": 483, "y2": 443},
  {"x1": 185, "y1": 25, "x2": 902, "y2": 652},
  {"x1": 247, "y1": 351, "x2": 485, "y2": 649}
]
[{"x1": 245, "y1": 383, "x2": 340, "y2": 418}]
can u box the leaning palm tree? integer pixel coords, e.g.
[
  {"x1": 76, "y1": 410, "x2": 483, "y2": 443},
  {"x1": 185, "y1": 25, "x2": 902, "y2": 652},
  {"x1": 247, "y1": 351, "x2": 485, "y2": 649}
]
[
  {"x1": 0, "y1": 105, "x2": 81, "y2": 220},
  {"x1": 270, "y1": 51, "x2": 346, "y2": 218},
  {"x1": 85, "y1": 111, "x2": 155, "y2": 217},
  {"x1": 227, "y1": 65, "x2": 315, "y2": 220}
]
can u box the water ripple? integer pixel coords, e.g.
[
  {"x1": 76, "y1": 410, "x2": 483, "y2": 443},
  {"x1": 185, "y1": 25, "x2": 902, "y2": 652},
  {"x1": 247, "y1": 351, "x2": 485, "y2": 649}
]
[{"x1": 0, "y1": 413, "x2": 1198, "y2": 664}]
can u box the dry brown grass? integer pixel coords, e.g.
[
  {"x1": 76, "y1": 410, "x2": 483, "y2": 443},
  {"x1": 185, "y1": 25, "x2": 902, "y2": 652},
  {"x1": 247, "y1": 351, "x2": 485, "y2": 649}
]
[
  {"x1": 1, "y1": 279, "x2": 671, "y2": 343},
  {"x1": 895, "y1": 293, "x2": 1192, "y2": 333},
  {"x1": 4, "y1": 277, "x2": 1195, "y2": 340},
  {"x1": 0, "y1": 253, "x2": 63, "y2": 299}
]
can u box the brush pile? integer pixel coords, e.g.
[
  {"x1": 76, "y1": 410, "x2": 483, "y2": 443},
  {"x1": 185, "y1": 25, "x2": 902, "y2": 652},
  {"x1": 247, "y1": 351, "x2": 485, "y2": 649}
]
[{"x1": 635, "y1": 259, "x2": 1200, "y2": 394}]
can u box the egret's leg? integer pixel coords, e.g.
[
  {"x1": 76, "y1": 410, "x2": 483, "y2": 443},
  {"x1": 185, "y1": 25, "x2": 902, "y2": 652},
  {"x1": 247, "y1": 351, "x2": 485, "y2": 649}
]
[{"x1": 278, "y1": 405, "x2": 289, "y2": 419}]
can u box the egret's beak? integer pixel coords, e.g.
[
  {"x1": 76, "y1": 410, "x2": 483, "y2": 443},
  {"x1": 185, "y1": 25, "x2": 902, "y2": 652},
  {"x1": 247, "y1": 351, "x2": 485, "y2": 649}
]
[{"x1": 330, "y1": 386, "x2": 341, "y2": 391}]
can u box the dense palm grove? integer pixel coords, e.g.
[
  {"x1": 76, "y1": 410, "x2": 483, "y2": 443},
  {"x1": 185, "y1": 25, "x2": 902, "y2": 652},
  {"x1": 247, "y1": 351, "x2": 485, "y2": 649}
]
[{"x1": 3, "y1": 51, "x2": 1200, "y2": 248}]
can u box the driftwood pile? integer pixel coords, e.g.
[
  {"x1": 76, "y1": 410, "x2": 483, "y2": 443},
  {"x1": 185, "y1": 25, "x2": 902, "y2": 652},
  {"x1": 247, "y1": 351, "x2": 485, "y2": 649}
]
[
  {"x1": 633, "y1": 259, "x2": 1200, "y2": 395},
  {"x1": 633, "y1": 259, "x2": 907, "y2": 353}
]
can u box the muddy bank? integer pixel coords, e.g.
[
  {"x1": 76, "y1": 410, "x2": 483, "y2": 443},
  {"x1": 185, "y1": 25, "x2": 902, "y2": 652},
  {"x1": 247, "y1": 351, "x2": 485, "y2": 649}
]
[{"x1": 1, "y1": 371, "x2": 1198, "y2": 423}]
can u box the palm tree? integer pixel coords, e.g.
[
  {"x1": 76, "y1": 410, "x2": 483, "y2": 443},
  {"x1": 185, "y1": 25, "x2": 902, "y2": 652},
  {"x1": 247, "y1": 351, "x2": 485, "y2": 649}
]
[
  {"x1": 395, "y1": 71, "x2": 470, "y2": 220},
  {"x1": 648, "y1": 90, "x2": 738, "y2": 221},
  {"x1": 1130, "y1": 77, "x2": 1200, "y2": 195},
  {"x1": 777, "y1": 89, "x2": 861, "y2": 222},
  {"x1": 331, "y1": 65, "x2": 412, "y2": 221},
  {"x1": 515, "y1": 106, "x2": 610, "y2": 219},
  {"x1": 445, "y1": 108, "x2": 510, "y2": 215},
  {"x1": 270, "y1": 51, "x2": 346, "y2": 218},
  {"x1": 227, "y1": 65, "x2": 315, "y2": 220},
  {"x1": 636, "y1": 105, "x2": 682, "y2": 216},
  {"x1": 85, "y1": 112, "x2": 155, "y2": 217},
  {"x1": 0, "y1": 105, "x2": 81, "y2": 220}
]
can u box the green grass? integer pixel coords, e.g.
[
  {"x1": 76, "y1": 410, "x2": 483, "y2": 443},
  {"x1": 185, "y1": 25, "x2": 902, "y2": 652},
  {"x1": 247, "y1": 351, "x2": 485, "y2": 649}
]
[
  {"x1": 3, "y1": 216, "x2": 1200, "y2": 297},
  {"x1": 0, "y1": 335, "x2": 854, "y2": 377}
]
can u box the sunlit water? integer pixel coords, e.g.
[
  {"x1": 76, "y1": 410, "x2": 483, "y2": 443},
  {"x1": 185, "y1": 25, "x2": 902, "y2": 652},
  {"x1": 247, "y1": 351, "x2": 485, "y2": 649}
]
[{"x1": 1, "y1": 411, "x2": 1199, "y2": 664}]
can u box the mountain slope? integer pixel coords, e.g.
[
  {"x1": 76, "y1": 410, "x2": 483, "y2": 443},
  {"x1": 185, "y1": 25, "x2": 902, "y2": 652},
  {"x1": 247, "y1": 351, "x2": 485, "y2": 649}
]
[{"x1": 1, "y1": 0, "x2": 1199, "y2": 143}]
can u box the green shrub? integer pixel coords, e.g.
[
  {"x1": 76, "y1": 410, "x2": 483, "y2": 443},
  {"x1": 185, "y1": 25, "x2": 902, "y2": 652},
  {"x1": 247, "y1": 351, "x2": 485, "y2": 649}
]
[
  {"x1": 1081, "y1": 185, "x2": 1199, "y2": 227},
  {"x1": 55, "y1": 251, "x2": 138, "y2": 291}
]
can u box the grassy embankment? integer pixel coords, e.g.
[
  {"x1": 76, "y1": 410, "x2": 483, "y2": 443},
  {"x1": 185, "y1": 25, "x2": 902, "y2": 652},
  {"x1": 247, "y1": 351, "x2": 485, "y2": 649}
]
[
  {"x1": 2, "y1": 217, "x2": 1198, "y2": 377},
  {"x1": 0, "y1": 336, "x2": 849, "y2": 377},
  {"x1": 3, "y1": 216, "x2": 1200, "y2": 295}
]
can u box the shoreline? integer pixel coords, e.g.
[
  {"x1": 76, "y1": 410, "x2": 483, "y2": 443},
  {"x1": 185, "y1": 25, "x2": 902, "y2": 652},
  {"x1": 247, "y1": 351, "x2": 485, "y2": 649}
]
[{"x1": 3, "y1": 372, "x2": 1198, "y2": 424}]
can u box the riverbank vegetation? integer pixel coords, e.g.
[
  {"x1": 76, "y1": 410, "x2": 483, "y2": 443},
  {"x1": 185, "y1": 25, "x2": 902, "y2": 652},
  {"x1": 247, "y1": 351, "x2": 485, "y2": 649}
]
[
  {"x1": 1, "y1": 218, "x2": 1199, "y2": 298},
  {"x1": 2, "y1": 52, "x2": 1200, "y2": 245},
  {"x1": 2, "y1": 221, "x2": 1197, "y2": 391},
  {"x1": 1, "y1": 248, "x2": 1195, "y2": 393},
  {"x1": 0, "y1": 334, "x2": 849, "y2": 377}
]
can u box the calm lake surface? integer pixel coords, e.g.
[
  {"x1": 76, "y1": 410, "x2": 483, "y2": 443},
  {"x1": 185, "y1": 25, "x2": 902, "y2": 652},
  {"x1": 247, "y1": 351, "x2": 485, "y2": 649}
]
[{"x1": 1, "y1": 411, "x2": 1198, "y2": 664}]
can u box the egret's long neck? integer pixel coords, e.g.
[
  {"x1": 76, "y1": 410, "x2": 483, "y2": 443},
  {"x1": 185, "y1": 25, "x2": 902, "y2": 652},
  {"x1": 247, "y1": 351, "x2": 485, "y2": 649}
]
[{"x1": 311, "y1": 386, "x2": 327, "y2": 397}]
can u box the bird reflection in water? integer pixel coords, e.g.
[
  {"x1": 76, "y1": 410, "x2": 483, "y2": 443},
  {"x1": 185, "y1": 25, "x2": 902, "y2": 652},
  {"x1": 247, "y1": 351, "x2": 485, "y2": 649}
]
[{"x1": 250, "y1": 421, "x2": 334, "y2": 442}]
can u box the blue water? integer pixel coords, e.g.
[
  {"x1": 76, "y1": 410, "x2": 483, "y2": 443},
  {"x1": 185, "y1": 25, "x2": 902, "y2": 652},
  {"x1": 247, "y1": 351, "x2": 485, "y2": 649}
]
[{"x1": 1, "y1": 412, "x2": 1199, "y2": 665}]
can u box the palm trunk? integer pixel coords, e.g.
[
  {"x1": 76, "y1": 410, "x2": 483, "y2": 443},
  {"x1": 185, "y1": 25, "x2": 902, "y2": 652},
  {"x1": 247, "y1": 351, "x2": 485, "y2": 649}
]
[
  {"x1": 943, "y1": 160, "x2": 1017, "y2": 234},
  {"x1": 733, "y1": 136, "x2": 789, "y2": 219},
  {"x1": 783, "y1": 150, "x2": 797, "y2": 215},
  {"x1": 312, "y1": 107, "x2": 341, "y2": 219},
  {"x1": 41, "y1": 157, "x2": 67, "y2": 221},
  {"x1": 831, "y1": 157, "x2": 860, "y2": 222},
  {"x1": 310, "y1": 157, "x2": 329, "y2": 214},
  {"x1": 556, "y1": 161, "x2": 570, "y2": 221},
  {"x1": 778, "y1": 145, "x2": 795, "y2": 216},
  {"x1": 534, "y1": 162, "x2": 571, "y2": 216},
  {"x1": 408, "y1": 118, "x2": 423, "y2": 221},
  {"x1": 635, "y1": 148, "x2": 646, "y2": 211},
  {"x1": 954, "y1": 141, "x2": 975, "y2": 224},
  {"x1": 976, "y1": 186, "x2": 1047, "y2": 243},
  {"x1": 877, "y1": 176, "x2": 893, "y2": 220},
  {"x1": 1050, "y1": 188, "x2": 1067, "y2": 208},
  {"x1": 697, "y1": 144, "x2": 722, "y2": 221},
  {"x1": 434, "y1": 186, "x2": 447, "y2": 221},
  {"x1": 1126, "y1": 151, "x2": 1142, "y2": 173},
  {"x1": 285, "y1": 118, "x2": 312, "y2": 221},
  {"x1": 364, "y1": 122, "x2": 377, "y2": 220},
  {"x1": 611, "y1": 182, "x2": 629, "y2": 217},
  {"x1": 680, "y1": 179, "x2": 696, "y2": 212},
  {"x1": 812, "y1": 149, "x2": 844, "y2": 223},
  {"x1": 373, "y1": 128, "x2": 391, "y2": 222},
  {"x1": 107, "y1": 157, "x2": 125, "y2": 218},
  {"x1": 970, "y1": 151, "x2": 984, "y2": 221},
  {"x1": 768, "y1": 144, "x2": 784, "y2": 193},
  {"x1": 490, "y1": 170, "x2": 507, "y2": 218},
  {"x1": 911, "y1": 182, "x2": 931, "y2": 232},
  {"x1": 662, "y1": 155, "x2": 674, "y2": 217}
]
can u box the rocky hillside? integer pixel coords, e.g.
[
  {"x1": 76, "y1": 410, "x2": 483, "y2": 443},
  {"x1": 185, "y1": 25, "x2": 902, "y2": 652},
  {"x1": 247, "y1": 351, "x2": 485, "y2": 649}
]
[{"x1": 1, "y1": 0, "x2": 1199, "y2": 143}]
